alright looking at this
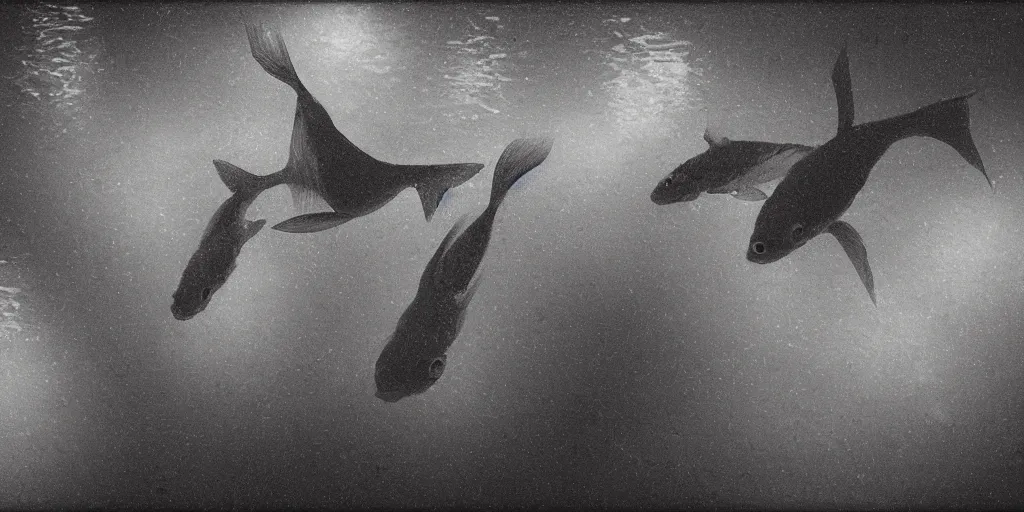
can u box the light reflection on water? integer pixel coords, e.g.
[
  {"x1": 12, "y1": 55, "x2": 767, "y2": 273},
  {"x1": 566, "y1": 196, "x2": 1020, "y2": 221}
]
[
  {"x1": 442, "y1": 15, "x2": 514, "y2": 121},
  {"x1": 10, "y1": 3, "x2": 99, "y2": 130},
  {"x1": 599, "y1": 17, "x2": 701, "y2": 139}
]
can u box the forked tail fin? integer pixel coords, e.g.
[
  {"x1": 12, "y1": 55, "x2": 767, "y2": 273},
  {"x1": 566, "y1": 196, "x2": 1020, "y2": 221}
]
[
  {"x1": 245, "y1": 23, "x2": 308, "y2": 95},
  {"x1": 408, "y1": 163, "x2": 486, "y2": 221},
  {"x1": 488, "y1": 138, "x2": 554, "y2": 210},
  {"x1": 212, "y1": 160, "x2": 286, "y2": 197},
  {"x1": 897, "y1": 91, "x2": 991, "y2": 189}
]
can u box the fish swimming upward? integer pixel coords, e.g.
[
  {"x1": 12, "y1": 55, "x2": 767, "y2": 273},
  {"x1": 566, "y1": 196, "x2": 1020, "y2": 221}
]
[
  {"x1": 244, "y1": 23, "x2": 485, "y2": 233},
  {"x1": 374, "y1": 138, "x2": 554, "y2": 402},
  {"x1": 651, "y1": 130, "x2": 816, "y2": 204},
  {"x1": 171, "y1": 160, "x2": 280, "y2": 320},
  {"x1": 746, "y1": 47, "x2": 991, "y2": 304}
]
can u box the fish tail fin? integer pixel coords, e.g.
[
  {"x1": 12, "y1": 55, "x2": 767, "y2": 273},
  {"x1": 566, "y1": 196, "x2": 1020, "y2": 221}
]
[
  {"x1": 487, "y1": 138, "x2": 554, "y2": 211},
  {"x1": 899, "y1": 91, "x2": 991, "y2": 189},
  {"x1": 212, "y1": 160, "x2": 286, "y2": 196},
  {"x1": 245, "y1": 23, "x2": 308, "y2": 95},
  {"x1": 408, "y1": 163, "x2": 486, "y2": 221}
]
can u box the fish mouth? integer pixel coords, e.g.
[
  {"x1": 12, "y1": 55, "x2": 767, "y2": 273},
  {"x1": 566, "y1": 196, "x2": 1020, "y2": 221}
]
[
  {"x1": 746, "y1": 248, "x2": 784, "y2": 264},
  {"x1": 171, "y1": 306, "x2": 197, "y2": 321}
]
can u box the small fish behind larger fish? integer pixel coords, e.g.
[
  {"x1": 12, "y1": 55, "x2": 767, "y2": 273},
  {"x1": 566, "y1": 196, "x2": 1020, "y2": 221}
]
[
  {"x1": 746, "y1": 46, "x2": 990, "y2": 304},
  {"x1": 651, "y1": 129, "x2": 816, "y2": 204}
]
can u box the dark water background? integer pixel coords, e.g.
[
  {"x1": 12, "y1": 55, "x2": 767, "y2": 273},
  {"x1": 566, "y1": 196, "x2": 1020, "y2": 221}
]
[{"x1": 1, "y1": 3, "x2": 1022, "y2": 509}]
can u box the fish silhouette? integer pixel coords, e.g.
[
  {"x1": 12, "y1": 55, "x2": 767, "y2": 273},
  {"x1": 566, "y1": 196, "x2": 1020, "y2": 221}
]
[
  {"x1": 244, "y1": 23, "x2": 485, "y2": 233},
  {"x1": 747, "y1": 47, "x2": 990, "y2": 304},
  {"x1": 651, "y1": 130, "x2": 816, "y2": 204},
  {"x1": 171, "y1": 160, "x2": 272, "y2": 320},
  {"x1": 374, "y1": 138, "x2": 554, "y2": 402}
]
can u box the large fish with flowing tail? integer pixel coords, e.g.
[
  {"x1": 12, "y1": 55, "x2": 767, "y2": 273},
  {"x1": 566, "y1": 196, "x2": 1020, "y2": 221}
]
[
  {"x1": 374, "y1": 138, "x2": 554, "y2": 402},
  {"x1": 651, "y1": 130, "x2": 816, "y2": 204},
  {"x1": 746, "y1": 46, "x2": 991, "y2": 304},
  {"x1": 171, "y1": 160, "x2": 281, "y2": 320},
  {"x1": 244, "y1": 23, "x2": 485, "y2": 233}
]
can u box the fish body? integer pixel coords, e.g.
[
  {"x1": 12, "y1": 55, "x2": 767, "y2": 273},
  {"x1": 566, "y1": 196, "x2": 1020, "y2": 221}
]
[
  {"x1": 746, "y1": 47, "x2": 990, "y2": 304},
  {"x1": 374, "y1": 138, "x2": 554, "y2": 402},
  {"x1": 171, "y1": 160, "x2": 280, "y2": 320},
  {"x1": 244, "y1": 24, "x2": 485, "y2": 234},
  {"x1": 651, "y1": 130, "x2": 815, "y2": 204}
]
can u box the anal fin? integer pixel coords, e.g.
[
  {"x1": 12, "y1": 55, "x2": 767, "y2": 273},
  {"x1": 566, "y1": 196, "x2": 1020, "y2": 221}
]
[{"x1": 730, "y1": 186, "x2": 768, "y2": 201}]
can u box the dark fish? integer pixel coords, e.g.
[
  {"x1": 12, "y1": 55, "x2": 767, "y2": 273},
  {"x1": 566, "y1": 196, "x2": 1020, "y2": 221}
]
[
  {"x1": 374, "y1": 138, "x2": 554, "y2": 402},
  {"x1": 244, "y1": 23, "x2": 485, "y2": 233},
  {"x1": 746, "y1": 47, "x2": 990, "y2": 304},
  {"x1": 171, "y1": 160, "x2": 280, "y2": 320},
  {"x1": 651, "y1": 130, "x2": 816, "y2": 204}
]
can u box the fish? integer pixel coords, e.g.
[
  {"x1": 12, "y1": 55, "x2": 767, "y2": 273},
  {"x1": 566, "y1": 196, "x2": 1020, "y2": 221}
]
[
  {"x1": 171, "y1": 160, "x2": 281, "y2": 321},
  {"x1": 244, "y1": 23, "x2": 485, "y2": 233},
  {"x1": 374, "y1": 137, "x2": 554, "y2": 402},
  {"x1": 746, "y1": 46, "x2": 990, "y2": 304},
  {"x1": 651, "y1": 130, "x2": 816, "y2": 204}
]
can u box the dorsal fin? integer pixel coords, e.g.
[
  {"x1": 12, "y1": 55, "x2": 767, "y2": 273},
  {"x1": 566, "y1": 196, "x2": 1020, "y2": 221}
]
[
  {"x1": 831, "y1": 45, "x2": 854, "y2": 134},
  {"x1": 703, "y1": 129, "x2": 729, "y2": 148}
]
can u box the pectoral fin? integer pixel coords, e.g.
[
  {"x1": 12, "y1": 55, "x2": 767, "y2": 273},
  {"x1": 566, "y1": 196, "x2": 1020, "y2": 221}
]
[
  {"x1": 272, "y1": 212, "x2": 353, "y2": 233},
  {"x1": 456, "y1": 272, "x2": 484, "y2": 311},
  {"x1": 242, "y1": 219, "x2": 266, "y2": 242},
  {"x1": 453, "y1": 272, "x2": 485, "y2": 337},
  {"x1": 730, "y1": 186, "x2": 768, "y2": 201},
  {"x1": 827, "y1": 220, "x2": 876, "y2": 305}
]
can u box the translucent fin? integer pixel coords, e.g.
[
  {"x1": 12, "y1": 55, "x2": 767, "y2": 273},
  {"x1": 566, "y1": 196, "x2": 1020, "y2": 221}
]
[
  {"x1": 730, "y1": 186, "x2": 768, "y2": 201},
  {"x1": 489, "y1": 137, "x2": 554, "y2": 207},
  {"x1": 827, "y1": 220, "x2": 876, "y2": 305}
]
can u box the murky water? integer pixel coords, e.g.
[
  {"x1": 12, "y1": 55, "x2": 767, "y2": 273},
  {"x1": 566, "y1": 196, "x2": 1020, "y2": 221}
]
[{"x1": 1, "y1": 3, "x2": 1022, "y2": 509}]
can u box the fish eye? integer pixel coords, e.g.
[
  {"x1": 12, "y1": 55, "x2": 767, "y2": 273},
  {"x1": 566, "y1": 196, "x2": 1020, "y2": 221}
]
[
  {"x1": 427, "y1": 357, "x2": 445, "y2": 379},
  {"x1": 791, "y1": 224, "x2": 804, "y2": 239},
  {"x1": 752, "y1": 241, "x2": 766, "y2": 254},
  {"x1": 201, "y1": 288, "x2": 212, "y2": 301},
  {"x1": 663, "y1": 176, "x2": 674, "y2": 185}
]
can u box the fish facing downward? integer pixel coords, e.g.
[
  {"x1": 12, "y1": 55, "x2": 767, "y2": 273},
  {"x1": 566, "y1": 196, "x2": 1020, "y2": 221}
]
[
  {"x1": 171, "y1": 160, "x2": 281, "y2": 321},
  {"x1": 374, "y1": 138, "x2": 554, "y2": 402},
  {"x1": 244, "y1": 23, "x2": 485, "y2": 234},
  {"x1": 746, "y1": 46, "x2": 991, "y2": 304},
  {"x1": 651, "y1": 130, "x2": 816, "y2": 204}
]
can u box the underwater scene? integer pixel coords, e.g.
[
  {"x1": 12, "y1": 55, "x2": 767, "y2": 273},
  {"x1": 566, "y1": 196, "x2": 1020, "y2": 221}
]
[{"x1": 1, "y1": 2, "x2": 1023, "y2": 509}]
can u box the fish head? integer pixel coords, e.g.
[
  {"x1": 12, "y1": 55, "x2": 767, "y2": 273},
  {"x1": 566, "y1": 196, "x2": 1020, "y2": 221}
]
[
  {"x1": 650, "y1": 148, "x2": 737, "y2": 205},
  {"x1": 170, "y1": 245, "x2": 233, "y2": 321},
  {"x1": 374, "y1": 333, "x2": 447, "y2": 402},
  {"x1": 746, "y1": 197, "x2": 814, "y2": 264}
]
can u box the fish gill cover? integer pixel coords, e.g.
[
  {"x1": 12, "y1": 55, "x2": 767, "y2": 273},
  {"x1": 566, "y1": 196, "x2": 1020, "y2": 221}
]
[
  {"x1": 600, "y1": 17, "x2": 702, "y2": 139},
  {"x1": 10, "y1": 3, "x2": 100, "y2": 132}
]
